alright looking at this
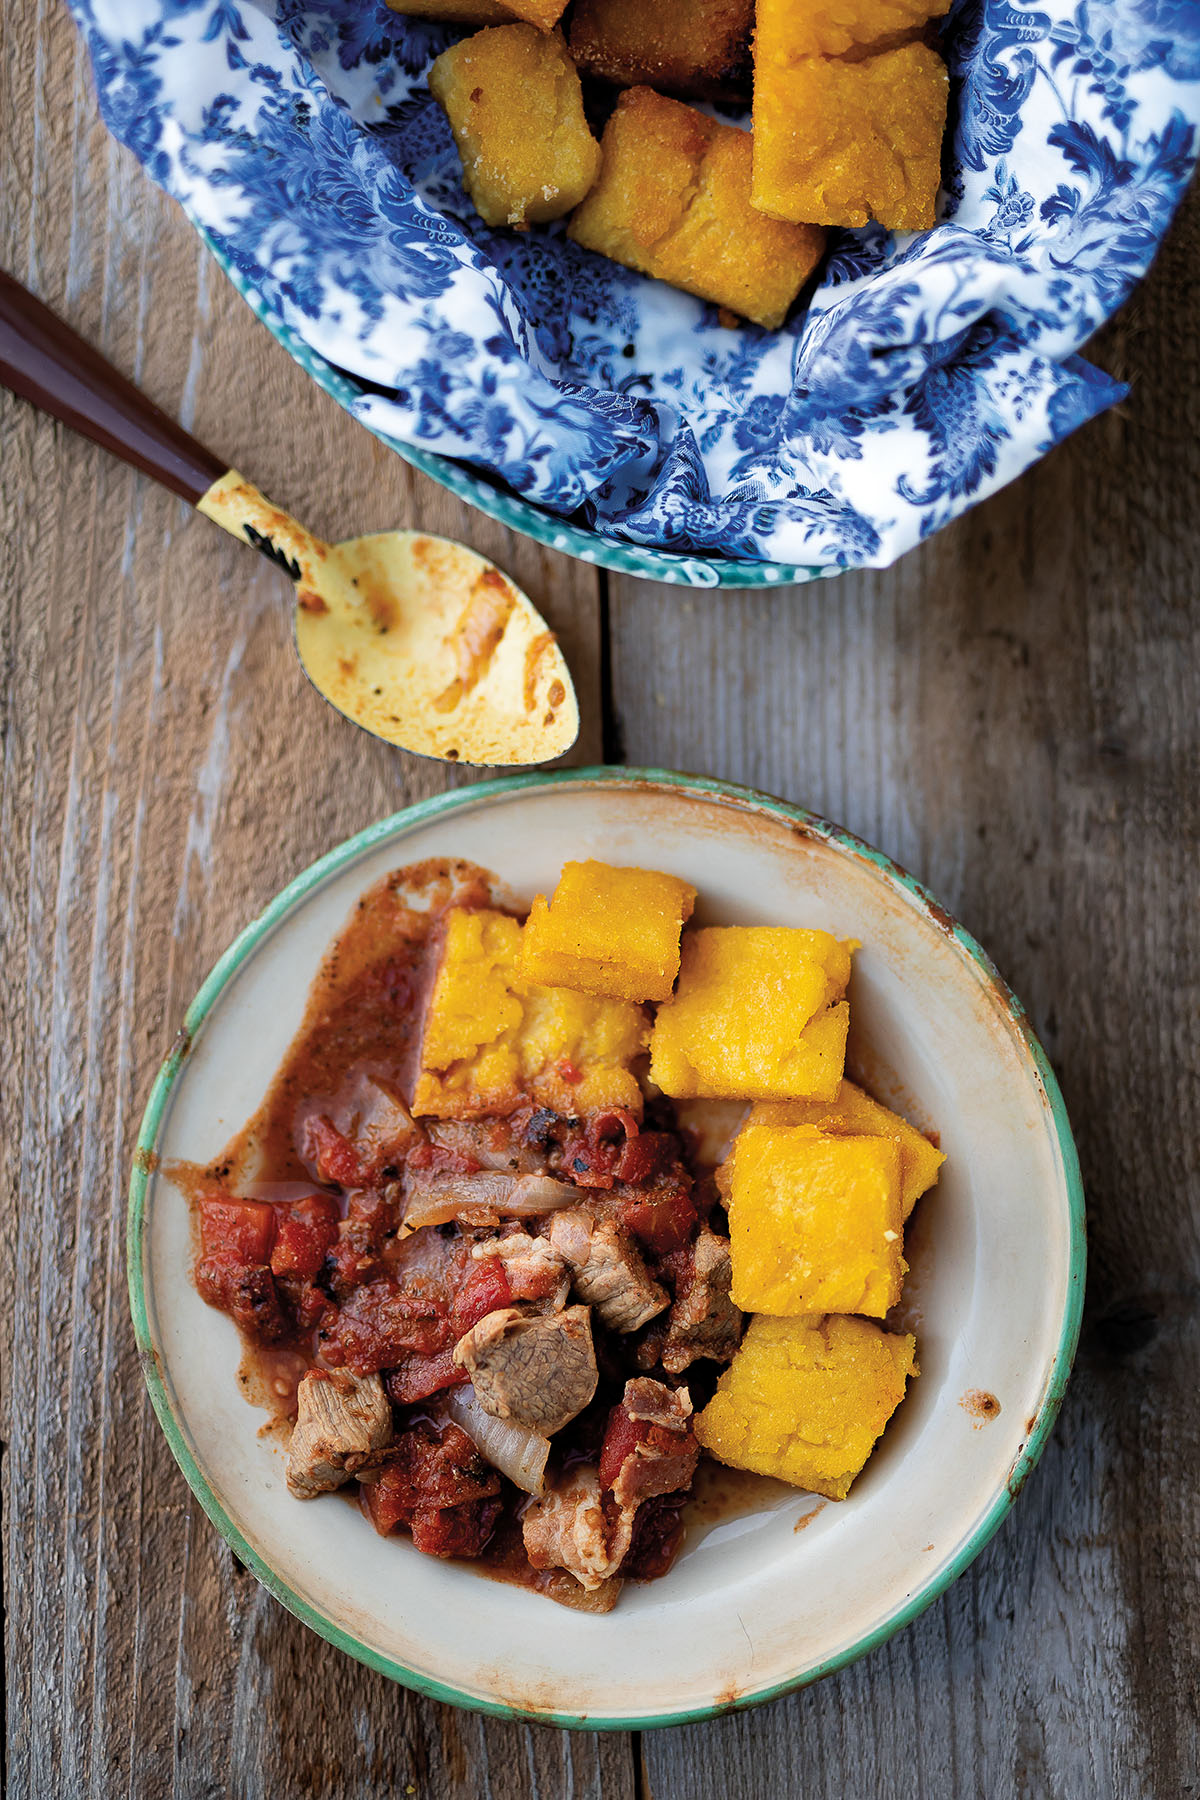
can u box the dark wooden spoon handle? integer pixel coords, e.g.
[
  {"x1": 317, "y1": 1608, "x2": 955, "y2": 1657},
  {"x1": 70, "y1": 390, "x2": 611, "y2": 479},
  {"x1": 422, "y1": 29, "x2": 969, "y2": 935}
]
[{"x1": 0, "y1": 267, "x2": 226, "y2": 504}]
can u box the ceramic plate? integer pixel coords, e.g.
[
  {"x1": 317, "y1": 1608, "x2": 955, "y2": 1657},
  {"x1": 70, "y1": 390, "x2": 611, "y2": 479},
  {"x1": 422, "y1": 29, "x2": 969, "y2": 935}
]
[{"x1": 129, "y1": 769, "x2": 1084, "y2": 1726}]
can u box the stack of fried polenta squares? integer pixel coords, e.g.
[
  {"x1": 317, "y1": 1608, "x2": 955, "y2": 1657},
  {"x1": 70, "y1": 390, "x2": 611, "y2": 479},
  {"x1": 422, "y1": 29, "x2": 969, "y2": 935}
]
[
  {"x1": 393, "y1": 0, "x2": 949, "y2": 329},
  {"x1": 394, "y1": 2, "x2": 949, "y2": 324},
  {"x1": 643, "y1": 911, "x2": 942, "y2": 1499}
]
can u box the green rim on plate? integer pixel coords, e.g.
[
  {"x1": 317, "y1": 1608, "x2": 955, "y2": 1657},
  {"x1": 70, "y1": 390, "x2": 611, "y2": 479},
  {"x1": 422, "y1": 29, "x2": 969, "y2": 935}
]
[
  {"x1": 193, "y1": 224, "x2": 828, "y2": 591},
  {"x1": 128, "y1": 767, "x2": 1086, "y2": 1729}
]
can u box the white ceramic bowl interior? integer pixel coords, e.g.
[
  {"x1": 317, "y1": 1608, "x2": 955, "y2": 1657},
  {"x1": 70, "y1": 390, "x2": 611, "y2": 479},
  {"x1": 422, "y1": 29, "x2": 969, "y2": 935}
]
[{"x1": 130, "y1": 769, "x2": 1083, "y2": 1727}]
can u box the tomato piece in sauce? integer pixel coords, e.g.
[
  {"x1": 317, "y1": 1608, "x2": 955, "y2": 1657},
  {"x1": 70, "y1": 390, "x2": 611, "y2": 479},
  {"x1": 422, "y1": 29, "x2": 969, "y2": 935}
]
[
  {"x1": 303, "y1": 1114, "x2": 368, "y2": 1189},
  {"x1": 599, "y1": 1401, "x2": 646, "y2": 1491},
  {"x1": 323, "y1": 1278, "x2": 451, "y2": 1373},
  {"x1": 411, "y1": 1498, "x2": 502, "y2": 1560},
  {"x1": 364, "y1": 1421, "x2": 502, "y2": 1557},
  {"x1": 599, "y1": 1399, "x2": 699, "y2": 1503},
  {"x1": 449, "y1": 1257, "x2": 512, "y2": 1336},
  {"x1": 198, "y1": 1196, "x2": 276, "y2": 1265},
  {"x1": 384, "y1": 1348, "x2": 467, "y2": 1406},
  {"x1": 270, "y1": 1193, "x2": 340, "y2": 1281}
]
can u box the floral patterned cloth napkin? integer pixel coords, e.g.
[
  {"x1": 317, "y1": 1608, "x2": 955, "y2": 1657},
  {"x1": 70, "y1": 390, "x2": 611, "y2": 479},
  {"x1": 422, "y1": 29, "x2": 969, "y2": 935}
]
[{"x1": 71, "y1": 0, "x2": 1199, "y2": 571}]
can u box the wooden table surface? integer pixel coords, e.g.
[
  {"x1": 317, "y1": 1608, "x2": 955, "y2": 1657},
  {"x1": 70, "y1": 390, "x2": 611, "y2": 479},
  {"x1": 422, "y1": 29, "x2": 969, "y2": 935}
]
[{"x1": 4, "y1": 5, "x2": 1198, "y2": 1796}]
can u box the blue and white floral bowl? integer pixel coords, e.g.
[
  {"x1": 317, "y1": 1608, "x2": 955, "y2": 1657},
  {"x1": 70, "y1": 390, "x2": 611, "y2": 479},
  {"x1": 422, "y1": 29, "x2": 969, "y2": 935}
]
[{"x1": 73, "y1": 0, "x2": 1199, "y2": 583}]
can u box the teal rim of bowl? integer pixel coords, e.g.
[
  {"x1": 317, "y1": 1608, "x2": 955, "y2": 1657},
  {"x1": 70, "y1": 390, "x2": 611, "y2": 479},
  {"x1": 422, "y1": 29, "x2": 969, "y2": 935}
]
[
  {"x1": 127, "y1": 766, "x2": 1086, "y2": 1731},
  {"x1": 192, "y1": 221, "x2": 829, "y2": 590}
]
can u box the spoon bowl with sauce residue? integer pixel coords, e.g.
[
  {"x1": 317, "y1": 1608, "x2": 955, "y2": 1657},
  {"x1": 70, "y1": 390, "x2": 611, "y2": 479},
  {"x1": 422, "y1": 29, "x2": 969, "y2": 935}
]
[{"x1": 0, "y1": 270, "x2": 578, "y2": 766}]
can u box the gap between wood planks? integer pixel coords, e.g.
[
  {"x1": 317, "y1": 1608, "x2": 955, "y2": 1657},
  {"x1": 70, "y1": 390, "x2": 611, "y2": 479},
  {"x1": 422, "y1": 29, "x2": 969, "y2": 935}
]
[{"x1": 597, "y1": 568, "x2": 626, "y2": 768}]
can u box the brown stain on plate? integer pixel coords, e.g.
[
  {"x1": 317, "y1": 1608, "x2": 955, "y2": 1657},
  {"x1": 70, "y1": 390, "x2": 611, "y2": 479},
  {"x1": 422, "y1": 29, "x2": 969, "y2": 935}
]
[
  {"x1": 794, "y1": 1501, "x2": 827, "y2": 1532},
  {"x1": 1006, "y1": 1446, "x2": 1033, "y2": 1501},
  {"x1": 132, "y1": 1145, "x2": 160, "y2": 1176},
  {"x1": 960, "y1": 1388, "x2": 1002, "y2": 1426}
]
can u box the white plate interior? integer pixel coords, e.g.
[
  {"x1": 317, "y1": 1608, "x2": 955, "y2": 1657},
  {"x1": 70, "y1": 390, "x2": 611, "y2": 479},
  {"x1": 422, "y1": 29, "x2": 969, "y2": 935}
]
[{"x1": 137, "y1": 777, "x2": 1080, "y2": 1724}]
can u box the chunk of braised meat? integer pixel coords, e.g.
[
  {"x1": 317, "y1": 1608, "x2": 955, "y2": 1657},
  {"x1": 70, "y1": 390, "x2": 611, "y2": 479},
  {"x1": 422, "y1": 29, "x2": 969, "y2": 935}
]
[
  {"x1": 287, "y1": 1369, "x2": 393, "y2": 1499},
  {"x1": 522, "y1": 1466, "x2": 636, "y2": 1592},
  {"x1": 549, "y1": 1210, "x2": 669, "y2": 1333},
  {"x1": 364, "y1": 1419, "x2": 502, "y2": 1559},
  {"x1": 624, "y1": 1375, "x2": 695, "y2": 1430},
  {"x1": 599, "y1": 1378, "x2": 699, "y2": 1509},
  {"x1": 194, "y1": 1197, "x2": 288, "y2": 1343},
  {"x1": 471, "y1": 1231, "x2": 570, "y2": 1307},
  {"x1": 659, "y1": 1225, "x2": 743, "y2": 1374},
  {"x1": 453, "y1": 1304, "x2": 598, "y2": 1436}
]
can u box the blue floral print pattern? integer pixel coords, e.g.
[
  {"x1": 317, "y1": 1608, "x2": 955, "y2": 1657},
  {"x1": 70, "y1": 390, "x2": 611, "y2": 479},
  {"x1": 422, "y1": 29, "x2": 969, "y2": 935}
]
[{"x1": 69, "y1": 0, "x2": 1199, "y2": 570}]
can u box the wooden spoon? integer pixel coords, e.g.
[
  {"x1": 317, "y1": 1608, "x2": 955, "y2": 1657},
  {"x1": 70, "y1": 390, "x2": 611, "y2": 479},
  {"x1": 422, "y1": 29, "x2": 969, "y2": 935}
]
[{"x1": 0, "y1": 271, "x2": 578, "y2": 766}]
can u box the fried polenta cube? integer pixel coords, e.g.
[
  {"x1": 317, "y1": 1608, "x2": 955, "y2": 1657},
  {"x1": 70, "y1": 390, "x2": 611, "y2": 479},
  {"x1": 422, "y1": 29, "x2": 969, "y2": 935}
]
[
  {"x1": 387, "y1": 0, "x2": 517, "y2": 24},
  {"x1": 649, "y1": 926, "x2": 852, "y2": 1100},
  {"x1": 568, "y1": 0, "x2": 753, "y2": 100},
  {"x1": 568, "y1": 88, "x2": 826, "y2": 330},
  {"x1": 517, "y1": 981, "x2": 649, "y2": 1114},
  {"x1": 754, "y1": 0, "x2": 950, "y2": 63},
  {"x1": 724, "y1": 1124, "x2": 905, "y2": 1317},
  {"x1": 520, "y1": 861, "x2": 697, "y2": 1002},
  {"x1": 500, "y1": 0, "x2": 568, "y2": 24},
  {"x1": 428, "y1": 26, "x2": 600, "y2": 229},
  {"x1": 751, "y1": 42, "x2": 948, "y2": 231},
  {"x1": 695, "y1": 1312, "x2": 917, "y2": 1499},
  {"x1": 393, "y1": 0, "x2": 569, "y2": 24},
  {"x1": 413, "y1": 907, "x2": 648, "y2": 1118},
  {"x1": 747, "y1": 1082, "x2": 944, "y2": 1219}
]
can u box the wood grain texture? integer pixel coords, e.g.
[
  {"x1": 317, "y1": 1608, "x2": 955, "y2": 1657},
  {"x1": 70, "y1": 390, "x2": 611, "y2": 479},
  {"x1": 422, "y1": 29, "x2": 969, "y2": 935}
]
[{"x1": 2, "y1": 0, "x2": 1197, "y2": 1794}]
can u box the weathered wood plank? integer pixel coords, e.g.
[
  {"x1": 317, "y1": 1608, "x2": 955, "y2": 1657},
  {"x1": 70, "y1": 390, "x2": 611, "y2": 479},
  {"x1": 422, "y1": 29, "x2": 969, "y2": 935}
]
[{"x1": 621, "y1": 190, "x2": 1200, "y2": 1800}]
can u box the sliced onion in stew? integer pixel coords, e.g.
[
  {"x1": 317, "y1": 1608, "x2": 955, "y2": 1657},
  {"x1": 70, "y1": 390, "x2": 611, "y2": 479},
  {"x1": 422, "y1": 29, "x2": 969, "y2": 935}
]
[
  {"x1": 444, "y1": 1385, "x2": 551, "y2": 1495},
  {"x1": 402, "y1": 1172, "x2": 578, "y2": 1231}
]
